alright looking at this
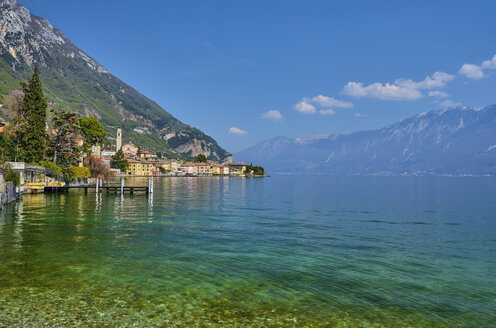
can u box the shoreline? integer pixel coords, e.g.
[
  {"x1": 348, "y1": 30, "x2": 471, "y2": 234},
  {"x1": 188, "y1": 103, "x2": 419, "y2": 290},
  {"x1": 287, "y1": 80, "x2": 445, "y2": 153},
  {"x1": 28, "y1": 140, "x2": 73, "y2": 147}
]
[{"x1": 114, "y1": 174, "x2": 267, "y2": 178}]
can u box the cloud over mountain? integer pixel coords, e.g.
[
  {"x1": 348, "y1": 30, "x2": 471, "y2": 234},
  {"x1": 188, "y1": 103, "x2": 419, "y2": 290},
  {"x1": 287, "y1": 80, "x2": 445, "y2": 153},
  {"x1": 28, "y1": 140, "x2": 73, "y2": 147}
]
[{"x1": 342, "y1": 71, "x2": 453, "y2": 101}]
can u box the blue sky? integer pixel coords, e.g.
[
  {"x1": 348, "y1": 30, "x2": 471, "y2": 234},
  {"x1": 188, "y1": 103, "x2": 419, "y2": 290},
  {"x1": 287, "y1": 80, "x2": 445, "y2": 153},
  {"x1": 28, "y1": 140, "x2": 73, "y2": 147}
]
[{"x1": 20, "y1": 0, "x2": 496, "y2": 152}]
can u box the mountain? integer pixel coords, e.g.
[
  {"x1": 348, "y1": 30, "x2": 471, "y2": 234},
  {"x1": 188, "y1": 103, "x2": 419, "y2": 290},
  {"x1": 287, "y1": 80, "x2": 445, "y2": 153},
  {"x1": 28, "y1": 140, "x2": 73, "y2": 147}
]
[
  {"x1": 0, "y1": 0, "x2": 231, "y2": 162},
  {"x1": 235, "y1": 105, "x2": 496, "y2": 175}
]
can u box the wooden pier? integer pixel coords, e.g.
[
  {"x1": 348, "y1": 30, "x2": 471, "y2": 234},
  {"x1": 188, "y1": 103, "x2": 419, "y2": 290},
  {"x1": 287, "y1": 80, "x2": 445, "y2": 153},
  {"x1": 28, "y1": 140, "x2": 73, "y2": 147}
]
[{"x1": 44, "y1": 185, "x2": 149, "y2": 194}]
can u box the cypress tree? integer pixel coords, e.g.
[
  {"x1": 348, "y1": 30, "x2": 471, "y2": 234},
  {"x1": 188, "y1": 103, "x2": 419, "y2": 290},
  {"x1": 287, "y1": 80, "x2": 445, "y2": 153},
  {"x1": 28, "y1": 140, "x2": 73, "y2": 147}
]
[{"x1": 19, "y1": 66, "x2": 47, "y2": 163}]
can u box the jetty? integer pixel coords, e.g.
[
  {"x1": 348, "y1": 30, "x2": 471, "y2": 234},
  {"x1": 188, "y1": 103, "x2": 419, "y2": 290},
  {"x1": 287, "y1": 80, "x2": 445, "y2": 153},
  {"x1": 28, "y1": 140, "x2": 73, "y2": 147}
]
[{"x1": 45, "y1": 185, "x2": 150, "y2": 194}]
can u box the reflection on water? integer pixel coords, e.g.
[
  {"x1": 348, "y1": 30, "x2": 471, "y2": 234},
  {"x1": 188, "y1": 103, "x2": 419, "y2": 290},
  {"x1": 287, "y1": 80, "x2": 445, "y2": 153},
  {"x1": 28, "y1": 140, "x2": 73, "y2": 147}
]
[{"x1": 0, "y1": 176, "x2": 495, "y2": 327}]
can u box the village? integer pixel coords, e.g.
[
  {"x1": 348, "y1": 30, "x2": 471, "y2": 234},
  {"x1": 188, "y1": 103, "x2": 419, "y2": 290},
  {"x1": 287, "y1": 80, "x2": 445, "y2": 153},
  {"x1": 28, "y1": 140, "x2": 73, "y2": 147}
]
[
  {"x1": 0, "y1": 124, "x2": 262, "y2": 205},
  {"x1": 91, "y1": 128, "x2": 257, "y2": 177}
]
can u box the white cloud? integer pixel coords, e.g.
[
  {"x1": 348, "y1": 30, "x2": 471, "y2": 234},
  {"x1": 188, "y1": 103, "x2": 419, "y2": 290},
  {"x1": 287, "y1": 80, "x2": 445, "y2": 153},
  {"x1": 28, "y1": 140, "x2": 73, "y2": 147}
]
[
  {"x1": 294, "y1": 95, "x2": 352, "y2": 116},
  {"x1": 342, "y1": 81, "x2": 422, "y2": 100},
  {"x1": 428, "y1": 90, "x2": 449, "y2": 97},
  {"x1": 310, "y1": 95, "x2": 353, "y2": 108},
  {"x1": 294, "y1": 100, "x2": 316, "y2": 114},
  {"x1": 261, "y1": 110, "x2": 283, "y2": 121},
  {"x1": 481, "y1": 55, "x2": 496, "y2": 69},
  {"x1": 459, "y1": 64, "x2": 484, "y2": 79},
  {"x1": 342, "y1": 71, "x2": 453, "y2": 101},
  {"x1": 458, "y1": 54, "x2": 496, "y2": 80},
  {"x1": 395, "y1": 71, "x2": 453, "y2": 89},
  {"x1": 229, "y1": 127, "x2": 247, "y2": 135},
  {"x1": 354, "y1": 112, "x2": 368, "y2": 118},
  {"x1": 319, "y1": 109, "x2": 336, "y2": 115}
]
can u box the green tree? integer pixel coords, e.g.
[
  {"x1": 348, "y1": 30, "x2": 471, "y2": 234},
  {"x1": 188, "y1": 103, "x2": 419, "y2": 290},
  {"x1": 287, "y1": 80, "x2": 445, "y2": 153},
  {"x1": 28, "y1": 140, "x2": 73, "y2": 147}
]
[
  {"x1": 78, "y1": 116, "x2": 107, "y2": 154},
  {"x1": 195, "y1": 154, "x2": 207, "y2": 163},
  {"x1": 245, "y1": 164, "x2": 265, "y2": 176},
  {"x1": 0, "y1": 134, "x2": 16, "y2": 162},
  {"x1": 110, "y1": 148, "x2": 129, "y2": 172},
  {"x1": 15, "y1": 66, "x2": 47, "y2": 163},
  {"x1": 49, "y1": 107, "x2": 81, "y2": 166},
  {"x1": 71, "y1": 166, "x2": 91, "y2": 180},
  {"x1": 39, "y1": 160, "x2": 63, "y2": 180}
]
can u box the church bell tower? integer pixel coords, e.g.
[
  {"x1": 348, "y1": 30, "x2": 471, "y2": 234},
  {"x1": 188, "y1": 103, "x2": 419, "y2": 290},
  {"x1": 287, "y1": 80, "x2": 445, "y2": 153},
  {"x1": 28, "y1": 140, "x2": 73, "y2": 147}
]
[{"x1": 116, "y1": 128, "x2": 122, "y2": 151}]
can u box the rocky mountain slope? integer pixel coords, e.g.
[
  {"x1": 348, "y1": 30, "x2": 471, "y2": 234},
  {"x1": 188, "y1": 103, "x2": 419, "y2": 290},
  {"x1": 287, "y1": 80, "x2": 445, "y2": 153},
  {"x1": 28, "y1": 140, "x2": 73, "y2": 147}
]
[
  {"x1": 0, "y1": 0, "x2": 231, "y2": 161},
  {"x1": 235, "y1": 105, "x2": 496, "y2": 175}
]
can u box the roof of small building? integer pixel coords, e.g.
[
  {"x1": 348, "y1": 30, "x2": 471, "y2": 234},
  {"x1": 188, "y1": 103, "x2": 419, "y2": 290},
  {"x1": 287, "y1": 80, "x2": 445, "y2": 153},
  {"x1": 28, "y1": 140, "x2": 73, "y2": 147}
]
[{"x1": 229, "y1": 162, "x2": 247, "y2": 167}]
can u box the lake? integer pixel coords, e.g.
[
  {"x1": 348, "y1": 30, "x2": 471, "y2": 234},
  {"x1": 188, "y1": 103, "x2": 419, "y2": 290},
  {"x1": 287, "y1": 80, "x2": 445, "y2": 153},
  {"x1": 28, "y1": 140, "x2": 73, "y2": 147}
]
[{"x1": 0, "y1": 175, "x2": 495, "y2": 327}]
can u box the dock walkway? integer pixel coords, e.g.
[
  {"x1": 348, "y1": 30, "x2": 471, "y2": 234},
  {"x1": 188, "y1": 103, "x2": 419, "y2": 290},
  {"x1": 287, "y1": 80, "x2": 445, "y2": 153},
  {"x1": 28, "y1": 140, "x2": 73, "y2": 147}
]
[{"x1": 44, "y1": 185, "x2": 149, "y2": 194}]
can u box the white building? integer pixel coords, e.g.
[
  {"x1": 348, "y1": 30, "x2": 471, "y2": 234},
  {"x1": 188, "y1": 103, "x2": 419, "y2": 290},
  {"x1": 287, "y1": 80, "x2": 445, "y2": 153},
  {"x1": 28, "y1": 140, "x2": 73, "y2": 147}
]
[{"x1": 102, "y1": 150, "x2": 116, "y2": 157}]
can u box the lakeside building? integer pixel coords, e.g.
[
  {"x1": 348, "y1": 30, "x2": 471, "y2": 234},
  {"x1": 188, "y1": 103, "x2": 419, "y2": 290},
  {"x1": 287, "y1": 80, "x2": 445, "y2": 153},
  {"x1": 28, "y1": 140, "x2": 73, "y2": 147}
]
[
  {"x1": 180, "y1": 162, "x2": 231, "y2": 176},
  {"x1": 150, "y1": 159, "x2": 182, "y2": 175},
  {"x1": 180, "y1": 162, "x2": 195, "y2": 175},
  {"x1": 139, "y1": 151, "x2": 155, "y2": 160},
  {"x1": 122, "y1": 143, "x2": 138, "y2": 158},
  {"x1": 228, "y1": 162, "x2": 247, "y2": 176},
  {"x1": 0, "y1": 162, "x2": 65, "y2": 195},
  {"x1": 102, "y1": 149, "x2": 116, "y2": 157},
  {"x1": 171, "y1": 160, "x2": 181, "y2": 172},
  {"x1": 212, "y1": 164, "x2": 229, "y2": 175},
  {"x1": 196, "y1": 163, "x2": 211, "y2": 175},
  {"x1": 211, "y1": 164, "x2": 221, "y2": 175},
  {"x1": 181, "y1": 162, "x2": 211, "y2": 176},
  {"x1": 24, "y1": 164, "x2": 65, "y2": 193},
  {"x1": 126, "y1": 159, "x2": 154, "y2": 176}
]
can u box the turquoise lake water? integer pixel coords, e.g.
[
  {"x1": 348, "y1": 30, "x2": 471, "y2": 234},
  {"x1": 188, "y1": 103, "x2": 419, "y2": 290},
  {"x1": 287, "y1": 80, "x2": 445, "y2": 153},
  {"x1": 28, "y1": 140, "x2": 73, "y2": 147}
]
[{"x1": 0, "y1": 175, "x2": 495, "y2": 327}]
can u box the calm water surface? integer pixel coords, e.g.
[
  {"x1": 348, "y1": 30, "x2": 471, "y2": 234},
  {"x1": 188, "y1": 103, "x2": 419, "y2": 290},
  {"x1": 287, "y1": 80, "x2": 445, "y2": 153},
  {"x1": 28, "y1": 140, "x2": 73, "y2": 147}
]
[{"x1": 0, "y1": 176, "x2": 495, "y2": 327}]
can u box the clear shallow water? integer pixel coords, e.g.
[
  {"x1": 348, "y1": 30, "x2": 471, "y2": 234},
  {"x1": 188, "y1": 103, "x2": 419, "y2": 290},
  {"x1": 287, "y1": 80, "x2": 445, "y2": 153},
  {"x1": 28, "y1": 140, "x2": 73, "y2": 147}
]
[{"x1": 0, "y1": 175, "x2": 495, "y2": 327}]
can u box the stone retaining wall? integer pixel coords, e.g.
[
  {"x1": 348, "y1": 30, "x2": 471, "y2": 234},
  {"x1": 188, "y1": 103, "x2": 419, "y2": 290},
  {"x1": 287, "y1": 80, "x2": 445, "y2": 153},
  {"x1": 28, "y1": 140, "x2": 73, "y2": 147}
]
[{"x1": 0, "y1": 174, "x2": 20, "y2": 209}]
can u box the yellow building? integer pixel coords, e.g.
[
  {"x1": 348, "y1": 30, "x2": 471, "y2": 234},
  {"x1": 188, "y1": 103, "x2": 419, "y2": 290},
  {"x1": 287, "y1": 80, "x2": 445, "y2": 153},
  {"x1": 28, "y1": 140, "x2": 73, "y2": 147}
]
[
  {"x1": 126, "y1": 159, "x2": 155, "y2": 176},
  {"x1": 196, "y1": 163, "x2": 211, "y2": 175},
  {"x1": 211, "y1": 165, "x2": 220, "y2": 175},
  {"x1": 139, "y1": 151, "x2": 155, "y2": 159},
  {"x1": 211, "y1": 164, "x2": 228, "y2": 175}
]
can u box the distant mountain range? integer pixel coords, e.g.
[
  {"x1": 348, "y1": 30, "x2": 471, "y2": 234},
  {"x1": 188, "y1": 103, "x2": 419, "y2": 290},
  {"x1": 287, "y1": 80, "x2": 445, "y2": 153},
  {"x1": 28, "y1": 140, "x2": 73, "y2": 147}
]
[
  {"x1": 235, "y1": 105, "x2": 496, "y2": 175},
  {"x1": 0, "y1": 0, "x2": 231, "y2": 161}
]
